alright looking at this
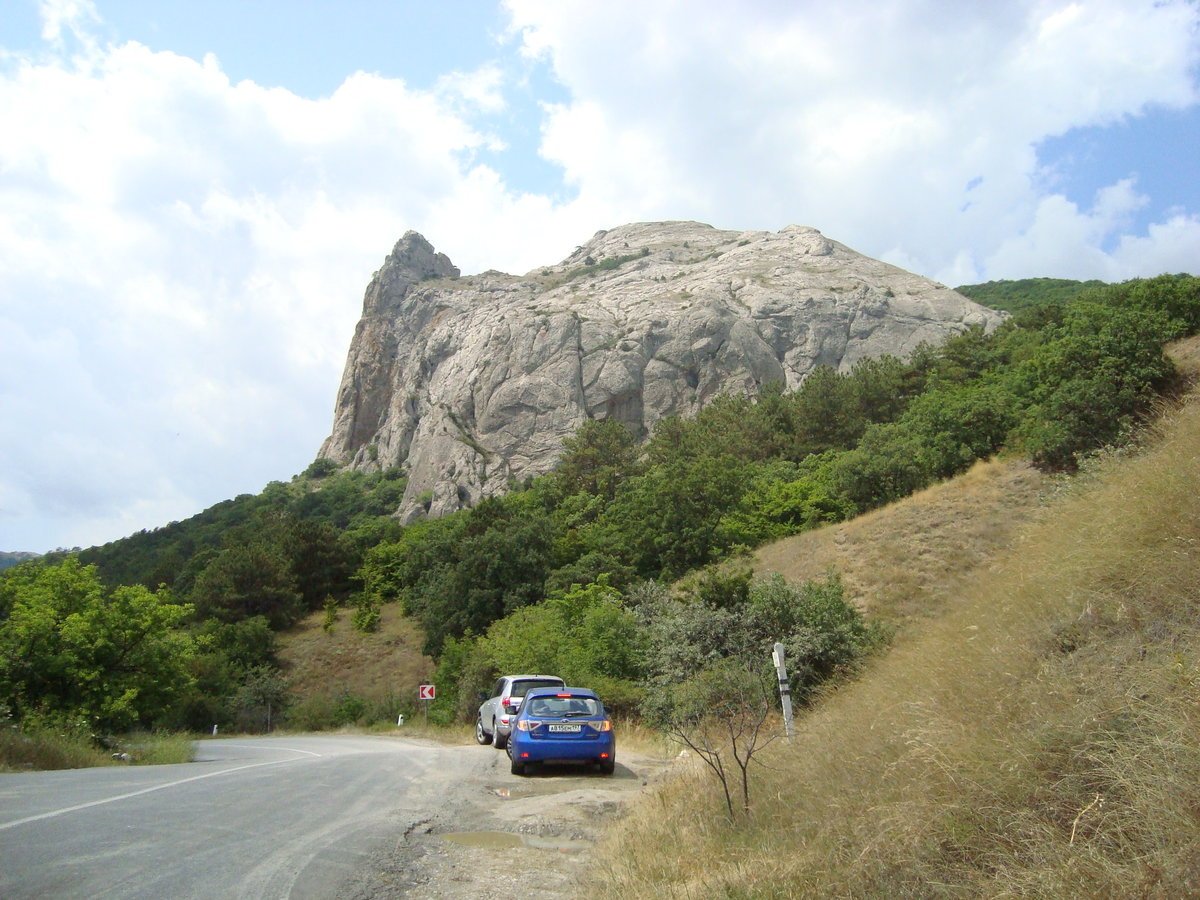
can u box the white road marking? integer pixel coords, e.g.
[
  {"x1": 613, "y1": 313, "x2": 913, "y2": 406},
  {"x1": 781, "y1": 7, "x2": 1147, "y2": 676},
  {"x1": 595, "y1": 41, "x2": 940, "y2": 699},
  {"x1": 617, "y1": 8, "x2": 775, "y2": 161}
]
[
  {"x1": 0, "y1": 751, "x2": 320, "y2": 832},
  {"x1": 204, "y1": 743, "x2": 322, "y2": 758}
]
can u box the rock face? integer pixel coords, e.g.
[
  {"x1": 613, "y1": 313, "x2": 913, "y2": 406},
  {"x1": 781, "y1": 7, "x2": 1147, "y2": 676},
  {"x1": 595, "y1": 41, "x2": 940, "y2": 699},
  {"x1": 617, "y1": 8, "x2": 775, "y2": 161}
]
[{"x1": 319, "y1": 221, "x2": 1003, "y2": 522}]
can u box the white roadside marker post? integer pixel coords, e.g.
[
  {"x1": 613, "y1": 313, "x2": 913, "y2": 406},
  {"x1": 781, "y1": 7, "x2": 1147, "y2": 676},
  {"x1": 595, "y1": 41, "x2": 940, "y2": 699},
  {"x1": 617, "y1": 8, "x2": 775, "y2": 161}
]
[{"x1": 773, "y1": 642, "x2": 795, "y2": 739}]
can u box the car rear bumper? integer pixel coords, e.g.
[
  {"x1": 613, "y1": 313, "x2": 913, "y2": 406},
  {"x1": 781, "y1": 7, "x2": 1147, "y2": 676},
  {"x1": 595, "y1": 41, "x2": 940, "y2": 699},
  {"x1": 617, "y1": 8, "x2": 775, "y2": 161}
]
[{"x1": 510, "y1": 735, "x2": 615, "y2": 764}]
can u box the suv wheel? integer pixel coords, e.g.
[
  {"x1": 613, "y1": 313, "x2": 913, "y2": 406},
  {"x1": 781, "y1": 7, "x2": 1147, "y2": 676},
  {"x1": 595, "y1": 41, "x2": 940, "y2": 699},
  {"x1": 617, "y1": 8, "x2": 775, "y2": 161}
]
[
  {"x1": 492, "y1": 722, "x2": 508, "y2": 750},
  {"x1": 475, "y1": 716, "x2": 490, "y2": 745}
]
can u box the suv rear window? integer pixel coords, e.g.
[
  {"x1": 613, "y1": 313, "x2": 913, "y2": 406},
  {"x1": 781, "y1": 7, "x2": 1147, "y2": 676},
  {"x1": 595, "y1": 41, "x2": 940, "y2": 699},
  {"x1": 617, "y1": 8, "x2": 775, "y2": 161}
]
[
  {"x1": 511, "y1": 678, "x2": 563, "y2": 697},
  {"x1": 526, "y1": 696, "x2": 602, "y2": 717}
]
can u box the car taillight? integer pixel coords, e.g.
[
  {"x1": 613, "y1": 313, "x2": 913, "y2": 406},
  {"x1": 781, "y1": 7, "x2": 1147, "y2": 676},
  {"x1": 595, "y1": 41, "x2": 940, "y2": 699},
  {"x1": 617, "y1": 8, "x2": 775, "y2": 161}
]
[
  {"x1": 587, "y1": 720, "x2": 612, "y2": 732},
  {"x1": 517, "y1": 720, "x2": 539, "y2": 731}
]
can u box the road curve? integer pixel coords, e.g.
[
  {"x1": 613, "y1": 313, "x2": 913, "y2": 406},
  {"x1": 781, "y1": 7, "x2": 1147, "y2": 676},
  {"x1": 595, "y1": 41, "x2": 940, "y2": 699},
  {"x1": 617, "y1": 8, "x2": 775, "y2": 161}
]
[{"x1": 0, "y1": 734, "x2": 478, "y2": 899}]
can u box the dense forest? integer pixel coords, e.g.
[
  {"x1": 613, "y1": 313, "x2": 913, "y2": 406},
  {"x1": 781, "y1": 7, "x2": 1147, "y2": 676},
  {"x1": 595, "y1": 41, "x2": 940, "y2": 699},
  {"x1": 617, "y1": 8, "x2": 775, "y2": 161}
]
[
  {"x1": 956, "y1": 277, "x2": 1106, "y2": 313},
  {"x1": 2, "y1": 273, "x2": 1197, "y2": 738}
]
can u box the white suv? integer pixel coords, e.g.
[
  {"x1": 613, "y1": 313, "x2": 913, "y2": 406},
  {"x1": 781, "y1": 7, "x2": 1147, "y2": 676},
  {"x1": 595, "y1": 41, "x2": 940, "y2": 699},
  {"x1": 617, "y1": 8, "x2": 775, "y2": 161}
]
[{"x1": 476, "y1": 674, "x2": 565, "y2": 749}]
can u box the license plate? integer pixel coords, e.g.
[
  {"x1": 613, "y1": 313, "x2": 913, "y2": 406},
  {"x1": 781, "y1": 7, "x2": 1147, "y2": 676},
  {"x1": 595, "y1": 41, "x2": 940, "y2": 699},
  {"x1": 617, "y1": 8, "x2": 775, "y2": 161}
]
[{"x1": 547, "y1": 723, "x2": 581, "y2": 733}]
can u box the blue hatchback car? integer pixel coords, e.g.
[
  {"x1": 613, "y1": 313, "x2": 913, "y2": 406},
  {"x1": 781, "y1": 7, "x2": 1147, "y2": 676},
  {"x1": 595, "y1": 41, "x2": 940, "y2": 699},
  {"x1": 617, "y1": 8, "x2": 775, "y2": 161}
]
[{"x1": 506, "y1": 687, "x2": 616, "y2": 776}]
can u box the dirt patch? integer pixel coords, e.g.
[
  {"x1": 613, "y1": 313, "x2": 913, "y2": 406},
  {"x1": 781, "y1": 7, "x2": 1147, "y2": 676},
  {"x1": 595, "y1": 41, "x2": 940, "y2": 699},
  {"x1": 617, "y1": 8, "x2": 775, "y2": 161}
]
[{"x1": 341, "y1": 742, "x2": 670, "y2": 898}]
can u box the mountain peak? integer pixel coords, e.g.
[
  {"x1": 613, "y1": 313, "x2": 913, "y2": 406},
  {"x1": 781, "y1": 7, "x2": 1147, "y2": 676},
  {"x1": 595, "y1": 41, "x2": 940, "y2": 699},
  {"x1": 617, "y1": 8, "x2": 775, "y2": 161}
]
[{"x1": 321, "y1": 222, "x2": 1003, "y2": 521}]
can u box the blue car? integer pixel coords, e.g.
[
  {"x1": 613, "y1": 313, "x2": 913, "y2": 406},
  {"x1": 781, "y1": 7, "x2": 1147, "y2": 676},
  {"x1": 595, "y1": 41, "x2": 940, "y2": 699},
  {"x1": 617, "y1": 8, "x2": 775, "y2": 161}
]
[{"x1": 506, "y1": 687, "x2": 616, "y2": 776}]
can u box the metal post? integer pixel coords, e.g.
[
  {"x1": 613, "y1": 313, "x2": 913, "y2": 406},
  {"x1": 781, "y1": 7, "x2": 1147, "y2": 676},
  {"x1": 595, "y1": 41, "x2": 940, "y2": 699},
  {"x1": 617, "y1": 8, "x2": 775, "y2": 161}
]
[{"x1": 773, "y1": 642, "x2": 795, "y2": 739}]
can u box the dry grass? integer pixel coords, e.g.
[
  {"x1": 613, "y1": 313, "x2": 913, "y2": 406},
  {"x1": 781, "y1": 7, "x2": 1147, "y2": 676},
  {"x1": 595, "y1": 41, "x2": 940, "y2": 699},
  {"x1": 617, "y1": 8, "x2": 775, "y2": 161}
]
[
  {"x1": 1169, "y1": 333, "x2": 1200, "y2": 379},
  {"x1": 753, "y1": 455, "x2": 1051, "y2": 627},
  {"x1": 592, "y1": 366, "x2": 1200, "y2": 897},
  {"x1": 0, "y1": 724, "x2": 116, "y2": 771},
  {"x1": 0, "y1": 728, "x2": 195, "y2": 771},
  {"x1": 277, "y1": 601, "x2": 434, "y2": 713}
]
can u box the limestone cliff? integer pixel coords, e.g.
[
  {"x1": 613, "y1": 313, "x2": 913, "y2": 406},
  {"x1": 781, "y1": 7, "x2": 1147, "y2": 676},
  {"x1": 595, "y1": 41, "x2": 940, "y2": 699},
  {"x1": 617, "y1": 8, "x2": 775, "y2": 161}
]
[{"x1": 319, "y1": 221, "x2": 1002, "y2": 521}]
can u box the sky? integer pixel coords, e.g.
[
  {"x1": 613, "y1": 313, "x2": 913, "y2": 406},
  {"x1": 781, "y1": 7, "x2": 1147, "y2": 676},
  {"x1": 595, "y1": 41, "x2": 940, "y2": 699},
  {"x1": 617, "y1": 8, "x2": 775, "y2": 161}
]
[{"x1": 1, "y1": 0, "x2": 1198, "y2": 554}]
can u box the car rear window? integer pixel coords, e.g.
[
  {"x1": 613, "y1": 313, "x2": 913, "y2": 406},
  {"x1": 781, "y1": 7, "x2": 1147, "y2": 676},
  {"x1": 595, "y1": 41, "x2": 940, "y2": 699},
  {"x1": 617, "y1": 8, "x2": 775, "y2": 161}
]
[
  {"x1": 526, "y1": 696, "x2": 602, "y2": 717},
  {"x1": 511, "y1": 679, "x2": 563, "y2": 697}
]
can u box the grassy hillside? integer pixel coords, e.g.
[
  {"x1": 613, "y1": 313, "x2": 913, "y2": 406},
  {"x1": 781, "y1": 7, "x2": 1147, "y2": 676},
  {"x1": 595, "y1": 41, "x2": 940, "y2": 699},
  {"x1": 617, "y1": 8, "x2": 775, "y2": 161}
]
[
  {"x1": 956, "y1": 277, "x2": 1105, "y2": 314},
  {"x1": 752, "y1": 455, "x2": 1050, "y2": 626},
  {"x1": 276, "y1": 602, "x2": 433, "y2": 726},
  {"x1": 591, "y1": 338, "x2": 1200, "y2": 897}
]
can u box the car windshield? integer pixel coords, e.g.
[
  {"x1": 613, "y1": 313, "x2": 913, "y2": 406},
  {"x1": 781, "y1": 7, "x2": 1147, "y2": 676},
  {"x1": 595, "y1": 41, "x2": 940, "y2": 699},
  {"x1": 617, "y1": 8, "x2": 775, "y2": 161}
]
[
  {"x1": 511, "y1": 679, "x2": 563, "y2": 697},
  {"x1": 526, "y1": 696, "x2": 603, "y2": 718}
]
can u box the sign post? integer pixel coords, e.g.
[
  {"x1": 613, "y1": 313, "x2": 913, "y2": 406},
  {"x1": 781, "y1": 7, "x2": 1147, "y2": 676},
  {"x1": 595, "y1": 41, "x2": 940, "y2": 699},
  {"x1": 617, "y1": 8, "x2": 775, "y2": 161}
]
[
  {"x1": 418, "y1": 684, "x2": 435, "y2": 725},
  {"x1": 772, "y1": 642, "x2": 795, "y2": 739}
]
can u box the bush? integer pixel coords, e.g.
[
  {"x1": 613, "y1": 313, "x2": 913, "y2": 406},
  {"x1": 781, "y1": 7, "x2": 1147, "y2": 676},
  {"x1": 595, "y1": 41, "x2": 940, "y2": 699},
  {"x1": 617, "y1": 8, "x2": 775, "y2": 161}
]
[{"x1": 303, "y1": 457, "x2": 339, "y2": 478}]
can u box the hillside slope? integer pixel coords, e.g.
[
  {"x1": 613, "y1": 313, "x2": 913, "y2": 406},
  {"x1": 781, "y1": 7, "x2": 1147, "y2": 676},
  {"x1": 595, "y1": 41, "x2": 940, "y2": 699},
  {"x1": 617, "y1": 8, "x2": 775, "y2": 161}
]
[
  {"x1": 594, "y1": 337, "x2": 1200, "y2": 897},
  {"x1": 277, "y1": 603, "x2": 433, "y2": 723},
  {"x1": 752, "y1": 333, "x2": 1200, "y2": 629},
  {"x1": 753, "y1": 455, "x2": 1050, "y2": 626}
]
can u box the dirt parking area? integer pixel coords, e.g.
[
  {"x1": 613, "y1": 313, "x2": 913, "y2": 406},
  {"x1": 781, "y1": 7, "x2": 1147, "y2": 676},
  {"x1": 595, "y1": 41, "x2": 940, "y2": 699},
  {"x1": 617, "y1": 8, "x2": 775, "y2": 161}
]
[{"x1": 340, "y1": 740, "x2": 671, "y2": 898}]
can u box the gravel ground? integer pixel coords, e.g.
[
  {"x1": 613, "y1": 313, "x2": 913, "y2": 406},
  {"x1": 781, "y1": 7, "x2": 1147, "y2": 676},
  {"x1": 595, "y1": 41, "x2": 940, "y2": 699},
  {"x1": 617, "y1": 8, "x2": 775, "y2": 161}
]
[{"x1": 337, "y1": 739, "x2": 671, "y2": 898}]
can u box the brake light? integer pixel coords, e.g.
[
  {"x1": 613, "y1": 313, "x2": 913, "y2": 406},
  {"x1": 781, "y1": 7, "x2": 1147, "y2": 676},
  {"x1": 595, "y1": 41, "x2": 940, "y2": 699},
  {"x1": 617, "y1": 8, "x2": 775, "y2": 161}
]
[
  {"x1": 587, "y1": 720, "x2": 612, "y2": 732},
  {"x1": 517, "y1": 719, "x2": 539, "y2": 731},
  {"x1": 555, "y1": 693, "x2": 572, "y2": 698}
]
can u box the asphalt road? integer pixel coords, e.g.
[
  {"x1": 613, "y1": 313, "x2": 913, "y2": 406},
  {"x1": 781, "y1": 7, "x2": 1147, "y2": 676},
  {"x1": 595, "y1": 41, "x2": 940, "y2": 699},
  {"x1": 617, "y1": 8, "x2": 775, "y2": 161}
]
[{"x1": 0, "y1": 735, "x2": 469, "y2": 899}]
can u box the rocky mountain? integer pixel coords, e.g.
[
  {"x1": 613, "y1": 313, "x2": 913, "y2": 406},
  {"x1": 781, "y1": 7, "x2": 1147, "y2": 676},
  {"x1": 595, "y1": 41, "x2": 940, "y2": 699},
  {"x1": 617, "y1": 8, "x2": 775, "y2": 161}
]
[
  {"x1": 319, "y1": 221, "x2": 1003, "y2": 522},
  {"x1": 0, "y1": 551, "x2": 40, "y2": 571}
]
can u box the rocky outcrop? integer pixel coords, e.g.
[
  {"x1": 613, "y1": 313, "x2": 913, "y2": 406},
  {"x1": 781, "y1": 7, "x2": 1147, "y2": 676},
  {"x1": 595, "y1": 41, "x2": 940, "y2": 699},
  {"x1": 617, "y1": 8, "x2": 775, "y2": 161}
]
[{"x1": 319, "y1": 221, "x2": 1003, "y2": 522}]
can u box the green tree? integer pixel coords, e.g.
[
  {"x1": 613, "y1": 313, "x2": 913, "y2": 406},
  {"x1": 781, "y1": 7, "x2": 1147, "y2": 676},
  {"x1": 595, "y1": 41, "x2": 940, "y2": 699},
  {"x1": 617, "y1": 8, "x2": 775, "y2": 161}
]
[
  {"x1": 554, "y1": 418, "x2": 640, "y2": 501},
  {"x1": 1012, "y1": 300, "x2": 1177, "y2": 469},
  {"x1": 594, "y1": 454, "x2": 751, "y2": 578},
  {"x1": 189, "y1": 542, "x2": 302, "y2": 629},
  {"x1": 831, "y1": 423, "x2": 934, "y2": 510},
  {"x1": 476, "y1": 578, "x2": 645, "y2": 713},
  {"x1": 231, "y1": 665, "x2": 289, "y2": 733},
  {"x1": 716, "y1": 458, "x2": 855, "y2": 547},
  {"x1": 0, "y1": 559, "x2": 195, "y2": 732}
]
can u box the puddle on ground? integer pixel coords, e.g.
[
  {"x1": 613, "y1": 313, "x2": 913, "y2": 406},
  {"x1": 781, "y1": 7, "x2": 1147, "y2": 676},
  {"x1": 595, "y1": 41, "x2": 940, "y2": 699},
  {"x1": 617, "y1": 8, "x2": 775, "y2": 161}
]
[
  {"x1": 442, "y1": 831, "x2": 524, "y2": 850},
  {"x1": 488, "y1": 780, "x2": 575, "y2": 800},
  {"x1": 441, "y1": 831, "x2": 590, "y2": 853}
]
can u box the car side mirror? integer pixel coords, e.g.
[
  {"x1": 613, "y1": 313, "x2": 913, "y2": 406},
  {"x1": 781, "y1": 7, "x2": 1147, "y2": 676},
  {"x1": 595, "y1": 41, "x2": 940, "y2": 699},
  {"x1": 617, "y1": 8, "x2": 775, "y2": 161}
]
[
  {"x1": 503, "y1": 702, "x2": 518, "y2": 715},
  {"x1": 478, "y1": 692, "x2": 488, "y2": 702}
]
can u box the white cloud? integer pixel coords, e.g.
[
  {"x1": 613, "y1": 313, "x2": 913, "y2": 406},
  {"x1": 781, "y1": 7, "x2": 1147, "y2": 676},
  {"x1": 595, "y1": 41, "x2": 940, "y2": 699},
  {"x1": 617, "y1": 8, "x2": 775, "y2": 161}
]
[
  {"x1": 38, "y1": 0, "x2": 100, "y2": 47},
  {"x1": 978, "y1": 178, "x2": 1200, "y2": 282},
  {"x1": 505, "y1": 0, "x2": 1199, "y2": 279},
  {"x1": 2, "y1": 0, "x2": 1198, "y2": 551},
  {"x1": 436, "y1": 64, "x2": 508, "y2": 117},
  {"x1": 0, "y1": 13, "x2": 555, "y2": 551}
]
